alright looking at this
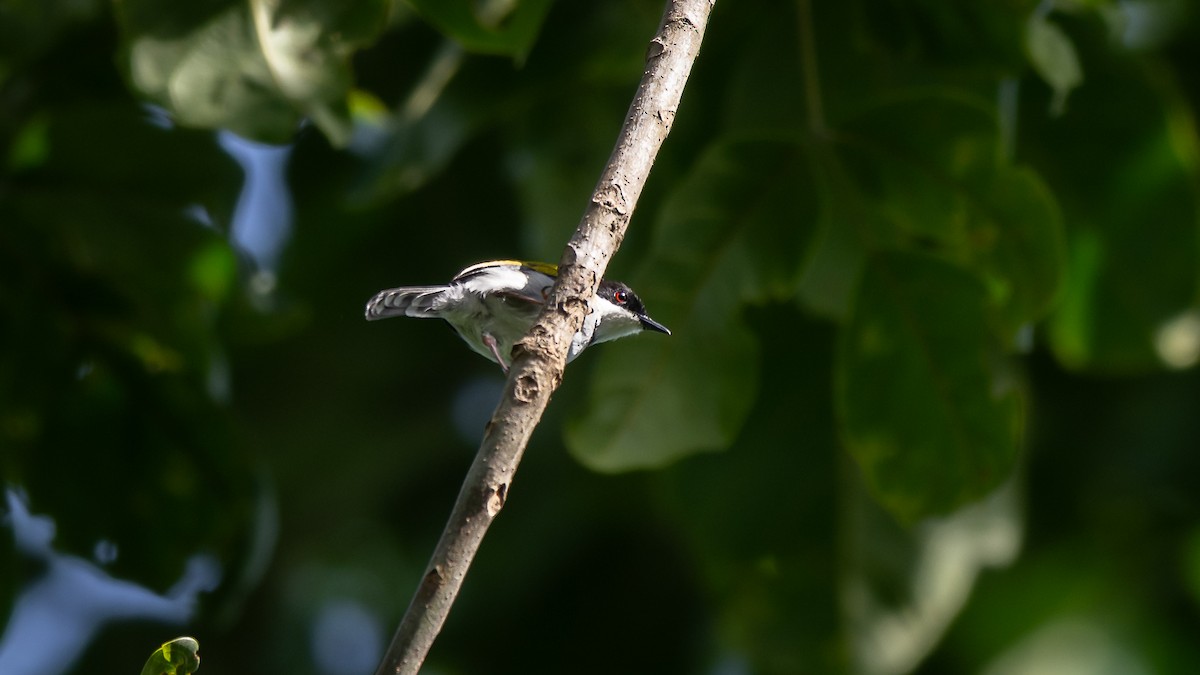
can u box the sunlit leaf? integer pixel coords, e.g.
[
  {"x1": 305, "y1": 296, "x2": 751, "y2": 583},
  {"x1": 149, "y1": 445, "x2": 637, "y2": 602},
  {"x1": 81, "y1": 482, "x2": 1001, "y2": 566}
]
[
  {"x1": 140, "y1": 637, "x2": 201, "y2": 675},
  {"x1": 837, "y1": 251, "x2": 1024, "y2": 522},
  {"x1": 115, "y1": 0, "x2": 390, "y2": 145},
  {"x1": 567, "y1": 138, "x2": 818, "y2": 471}
]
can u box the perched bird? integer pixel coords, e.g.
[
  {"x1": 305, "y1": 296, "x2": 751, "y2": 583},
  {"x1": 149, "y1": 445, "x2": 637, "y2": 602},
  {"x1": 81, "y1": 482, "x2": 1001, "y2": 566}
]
[{"x1": 365, "y1": 260, "x2": 670, "y2": 372}]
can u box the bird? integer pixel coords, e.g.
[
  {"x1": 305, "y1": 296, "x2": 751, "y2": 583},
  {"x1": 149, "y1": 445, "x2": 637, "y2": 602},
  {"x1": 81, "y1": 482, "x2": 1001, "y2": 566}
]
[{"x1": 365, "y1": 260, "x2": 670, "y2": 372}]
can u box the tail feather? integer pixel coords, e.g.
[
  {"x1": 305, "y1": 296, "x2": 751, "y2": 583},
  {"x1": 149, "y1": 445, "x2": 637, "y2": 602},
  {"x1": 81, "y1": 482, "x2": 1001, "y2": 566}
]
[{"x1": 365, "y1": 286, "x2": 448, "y2": 320}]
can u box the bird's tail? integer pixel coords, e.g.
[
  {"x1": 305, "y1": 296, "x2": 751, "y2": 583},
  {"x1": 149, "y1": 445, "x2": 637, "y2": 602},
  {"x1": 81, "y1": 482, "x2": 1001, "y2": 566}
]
[{"x1": 364, "y1": 286, "x2": 449, "y2": 320}]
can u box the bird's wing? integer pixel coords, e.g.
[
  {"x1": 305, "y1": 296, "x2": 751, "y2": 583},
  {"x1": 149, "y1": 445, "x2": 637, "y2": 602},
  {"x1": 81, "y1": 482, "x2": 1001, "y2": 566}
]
[{"x1": 453, "y1": 260, "x2": 557, "y2": 306}]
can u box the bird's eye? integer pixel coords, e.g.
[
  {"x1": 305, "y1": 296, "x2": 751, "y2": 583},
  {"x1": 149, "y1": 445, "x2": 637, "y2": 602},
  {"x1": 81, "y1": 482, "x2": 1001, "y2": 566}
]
[{"x1": 614, "y1": 290, "x2": 629, "y2": 305}]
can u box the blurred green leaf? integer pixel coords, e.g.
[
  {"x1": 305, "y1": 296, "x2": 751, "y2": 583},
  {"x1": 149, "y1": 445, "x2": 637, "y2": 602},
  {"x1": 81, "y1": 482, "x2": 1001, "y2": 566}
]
[
  {"x1": 190, "y1": 243, "x2": 237, "y2": 304},
  {"x1": 833, "y1": 94, "x2": 1066, "y2": 337},
  {"x1": 1029, "y1": 22, "x2": 1200, "y2": 372},
  {"x1": 140, "y1": 637, "x2": 201, "y2": 675},
  {"x1": 7, "y1": 115, "x2": 49, "y2": 170},
  {"x1": 114, "y1": 0, "x2": 390, "y2": 145},
  {"x1": 837, "y1": 251, "x2": 1024, "y2": 522},
  {"x1": 567, "y1": 138, "x2": 818, "y2": 471},
  {"x1": 407, "y1": 0, "x2": 554, "y2": 58}
]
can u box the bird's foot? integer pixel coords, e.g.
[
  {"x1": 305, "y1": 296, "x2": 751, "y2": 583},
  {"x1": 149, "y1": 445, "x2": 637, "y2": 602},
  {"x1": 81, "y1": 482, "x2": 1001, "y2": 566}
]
[{"x1": 483, "y1": 333, "x2": 510, "y2": 373}]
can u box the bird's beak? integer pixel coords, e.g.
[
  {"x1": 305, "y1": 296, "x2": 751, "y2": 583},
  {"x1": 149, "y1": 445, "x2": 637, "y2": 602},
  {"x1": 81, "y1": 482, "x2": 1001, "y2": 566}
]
[{"x1": 639, "y1": 315, "x2": 671, "y2": 335}]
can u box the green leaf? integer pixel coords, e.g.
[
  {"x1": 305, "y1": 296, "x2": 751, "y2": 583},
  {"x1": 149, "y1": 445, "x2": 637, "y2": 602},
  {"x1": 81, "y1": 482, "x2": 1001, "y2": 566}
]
[
  {"x1": 189, "y1": 242, "x2": 238, "y2": 304},
  {"x1": 115, "y1": 0, "x2": 390, "y2": 145},
  {"x1": 1030, "y1": 32, "x2": 1200, "y2": 372},
  {"x1": 972, "y1": 165, "x2": 1067, "y2": 332},
  {"x1": 140, "y1": 637, "x2": 201, "y2": 675},
  {"x1": 831, "y1": 94, "x2": 1066, "y2": 336},
  {"x1": 567, "y1": 138, "x2": 818, "y2": 471},
  {"x1": 837, "y1": 251, "x2": 1023, "y2": 523},
  {"x1": 407, "y1": 0, "x2": 554, "y2": 58},
  {"x1": 7, "y1": 115, "x2": 50, "y2": 170}
]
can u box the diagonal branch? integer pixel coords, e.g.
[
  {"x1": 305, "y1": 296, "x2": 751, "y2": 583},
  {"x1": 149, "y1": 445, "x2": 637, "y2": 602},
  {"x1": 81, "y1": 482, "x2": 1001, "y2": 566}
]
[{"x1": 372, "y1": 1, "x2": 716, "y2": 673}]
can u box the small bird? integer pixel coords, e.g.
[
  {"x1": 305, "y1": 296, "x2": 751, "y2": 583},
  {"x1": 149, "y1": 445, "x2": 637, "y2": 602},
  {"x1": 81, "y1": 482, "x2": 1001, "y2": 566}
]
[{"x1": 365, "y1": 260, "x2": 670, "y2": 372}]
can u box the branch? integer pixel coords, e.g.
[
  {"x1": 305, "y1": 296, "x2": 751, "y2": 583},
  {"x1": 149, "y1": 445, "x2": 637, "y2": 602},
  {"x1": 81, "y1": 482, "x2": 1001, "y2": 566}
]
[{"x1": 372, "y1": 1, "x2": 716, "y2": 673}]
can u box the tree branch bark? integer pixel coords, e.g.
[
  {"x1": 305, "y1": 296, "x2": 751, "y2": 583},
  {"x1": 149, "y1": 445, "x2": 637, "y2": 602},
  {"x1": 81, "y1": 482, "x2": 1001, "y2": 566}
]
[{"x1": 373, "y1": 1, "x2": 715, "y2": 673}]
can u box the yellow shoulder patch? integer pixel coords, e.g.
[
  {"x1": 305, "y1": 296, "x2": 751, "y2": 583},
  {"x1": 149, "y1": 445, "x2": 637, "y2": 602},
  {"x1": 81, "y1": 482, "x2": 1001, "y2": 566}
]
[
  {"x1": 518, "y1": 260, "x2": 559, "y2": 277},
  {"x1": 455, "y1": 259, "x2": 558, "y2": 279}
]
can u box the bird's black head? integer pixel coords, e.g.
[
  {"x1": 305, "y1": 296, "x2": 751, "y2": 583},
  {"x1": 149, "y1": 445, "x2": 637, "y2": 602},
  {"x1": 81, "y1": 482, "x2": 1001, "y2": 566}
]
[{"x1": 597, "y1": 280, "x2": 671, "y2": 335}]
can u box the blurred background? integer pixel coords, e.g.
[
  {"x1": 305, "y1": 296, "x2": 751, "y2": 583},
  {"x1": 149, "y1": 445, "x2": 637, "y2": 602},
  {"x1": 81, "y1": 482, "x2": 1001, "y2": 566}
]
[{"x1": 3, "y1": 0, "x2": 1200, "y2": 673}]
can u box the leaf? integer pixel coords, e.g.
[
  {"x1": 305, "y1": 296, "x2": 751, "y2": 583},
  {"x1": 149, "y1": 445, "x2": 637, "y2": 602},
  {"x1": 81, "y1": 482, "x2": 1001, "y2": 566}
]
[
  {"x1": 140, "y1": 637, "x2": 201, "y2": 675},
  {"x1": 407, "y1": 0, "x2": 555, "y2": 58},
  {"x1": 971, "y1": 165, "x2": 1067, "y2": 332},
  {"x1": 1029, "y1": 30, "x2": 1200, "y2": 372},
  {"x1": 7, "y1": 115, "x2": 50, "y2": 170},
  {"x1": 1025, "y1": 13, "x2": 1083, "y2": 115},
  {"x1": 837, "y1": 251, "x2": 1024, "y2": 523},
  {"x1": 189, "y1": 242, "x2": 238, "y2": 303},
  {"x1": 566, "y1": 138, "x2": 818, "y2": 471},
  {"x1": 830, "y1": 94, "x2": 1066, "y2": 337},
  {"x1": 115, "y1": 0, "x2": 390, "y2": 145}
]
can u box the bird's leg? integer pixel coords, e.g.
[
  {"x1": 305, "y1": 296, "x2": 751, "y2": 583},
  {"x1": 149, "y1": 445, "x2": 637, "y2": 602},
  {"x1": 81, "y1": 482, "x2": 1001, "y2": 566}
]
[{"x1": 482, "y1": 332, "x2": 509, "y2": 373}]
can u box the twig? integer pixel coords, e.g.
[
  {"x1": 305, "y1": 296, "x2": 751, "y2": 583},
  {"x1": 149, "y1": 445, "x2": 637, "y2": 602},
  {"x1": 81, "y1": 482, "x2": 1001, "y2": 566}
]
[{"x1": 372, "y1": 1, "x2": 716, "y2": 673}]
